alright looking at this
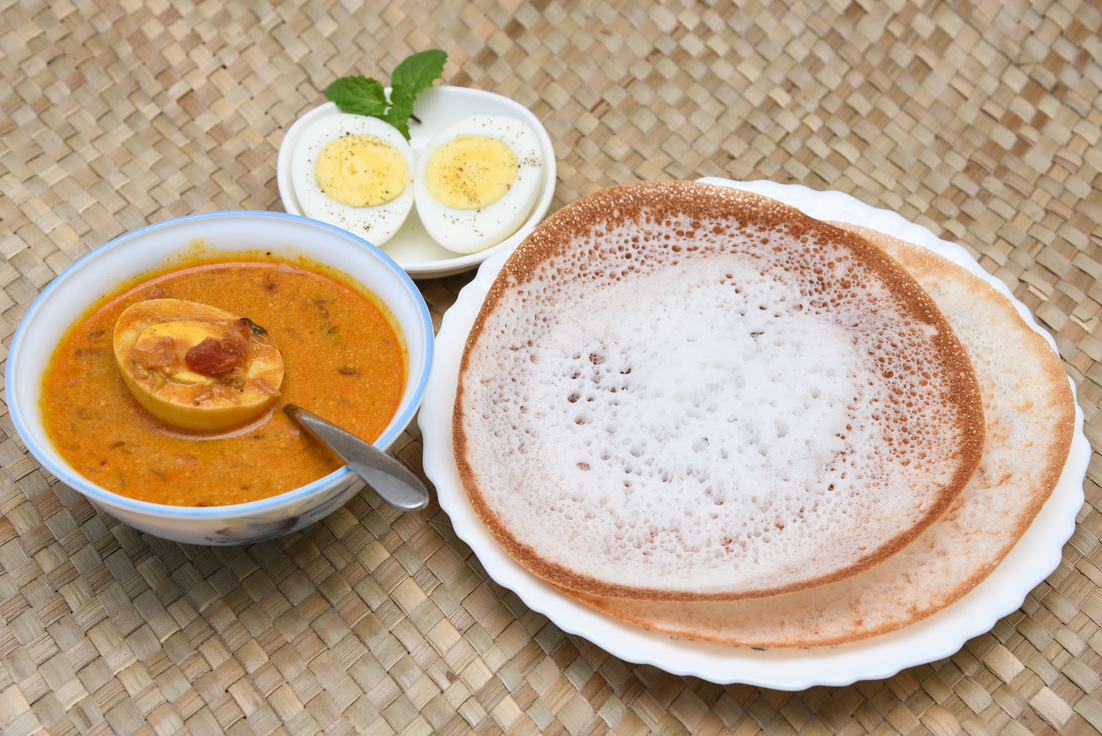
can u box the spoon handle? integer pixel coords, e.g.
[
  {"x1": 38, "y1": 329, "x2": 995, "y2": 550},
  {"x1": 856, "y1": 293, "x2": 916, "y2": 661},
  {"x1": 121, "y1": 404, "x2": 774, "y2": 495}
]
[{"x1": 284, "y1": 404, "x2": 430, "y2": 510}]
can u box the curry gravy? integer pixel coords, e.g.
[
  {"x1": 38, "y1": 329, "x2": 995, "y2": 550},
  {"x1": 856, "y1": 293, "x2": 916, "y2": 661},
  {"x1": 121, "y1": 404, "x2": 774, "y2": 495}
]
[{"x1": 42, "y1": 261, "x2": 406, "y2": 506}]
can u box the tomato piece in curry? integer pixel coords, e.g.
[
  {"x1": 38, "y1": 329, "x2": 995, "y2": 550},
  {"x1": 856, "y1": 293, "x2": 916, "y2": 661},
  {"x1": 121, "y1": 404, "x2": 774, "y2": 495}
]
[{"x1": 41, "y1": 260, "x2": 407, "y2": 507}]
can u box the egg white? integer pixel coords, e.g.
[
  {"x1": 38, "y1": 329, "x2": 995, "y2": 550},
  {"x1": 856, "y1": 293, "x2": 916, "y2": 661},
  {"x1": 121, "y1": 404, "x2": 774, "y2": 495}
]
[
  {"x1": 291, "y1": 113, "x2": 415, "y2": 246},
  {"x1": 414, "y1": 114, "x2": 543, "y2": 254}
]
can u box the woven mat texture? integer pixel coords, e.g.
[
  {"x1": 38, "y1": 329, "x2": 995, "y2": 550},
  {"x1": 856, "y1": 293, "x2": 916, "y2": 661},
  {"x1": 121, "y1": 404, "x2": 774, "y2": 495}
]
[{"x1": 2, "y1": 0, "x2": 1102, "y2": 734}]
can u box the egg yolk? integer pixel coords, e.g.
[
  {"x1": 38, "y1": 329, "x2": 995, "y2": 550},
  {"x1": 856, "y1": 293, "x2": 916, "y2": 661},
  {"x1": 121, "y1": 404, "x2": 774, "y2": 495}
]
[
  {"x1": 314, "y1": 134, "x2": 409, "y2": 208},
  {"x1": 113, "y1": 299, "x2": 285, "y2": 432},
  {"x1": 424, "y1": 135, "x2": 518, "y2": 210}
]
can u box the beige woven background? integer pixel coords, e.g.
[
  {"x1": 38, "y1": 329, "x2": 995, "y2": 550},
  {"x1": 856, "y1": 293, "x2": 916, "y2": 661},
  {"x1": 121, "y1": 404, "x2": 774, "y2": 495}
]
[{"x1": 2, "y1": 0, "x2": 1101, "y2": 733}]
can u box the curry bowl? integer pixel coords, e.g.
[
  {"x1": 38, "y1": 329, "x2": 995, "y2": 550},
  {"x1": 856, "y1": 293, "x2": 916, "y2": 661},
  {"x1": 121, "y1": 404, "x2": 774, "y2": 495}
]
[{"x1": 7, "y1": 211, "x2": 433, "y2": 545}]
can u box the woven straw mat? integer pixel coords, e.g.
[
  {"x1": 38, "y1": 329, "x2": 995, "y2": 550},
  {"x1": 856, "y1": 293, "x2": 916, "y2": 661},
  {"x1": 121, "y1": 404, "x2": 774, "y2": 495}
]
[{"x1": 2, "y1": 0, "x2": 1102, "y2": 734}]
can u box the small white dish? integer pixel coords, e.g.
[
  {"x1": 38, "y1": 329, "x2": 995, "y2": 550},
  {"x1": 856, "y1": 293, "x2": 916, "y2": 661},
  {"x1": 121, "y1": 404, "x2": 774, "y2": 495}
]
[{"x1": 277, "y1": 86, "x2": 557, "y2": 279}]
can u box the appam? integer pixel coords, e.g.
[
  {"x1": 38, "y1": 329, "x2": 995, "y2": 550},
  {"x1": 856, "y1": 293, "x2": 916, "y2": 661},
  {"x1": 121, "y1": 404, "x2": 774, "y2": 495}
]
[
  {"x1": 564, "y1": 225, "x2": 1075, "y2": 646},
  {"x1": 453, "y1": 180, "x2": 984, "y2": 601}
]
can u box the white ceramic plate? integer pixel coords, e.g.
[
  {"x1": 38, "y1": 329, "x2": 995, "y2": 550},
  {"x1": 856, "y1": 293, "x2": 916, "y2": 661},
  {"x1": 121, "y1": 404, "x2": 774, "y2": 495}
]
[
  {"x1": 417, "y1": 178, "x2": 1089, "y2": 688},
  {"x1": 277, "y1": 86, "x2": 557, "y2": 279}
]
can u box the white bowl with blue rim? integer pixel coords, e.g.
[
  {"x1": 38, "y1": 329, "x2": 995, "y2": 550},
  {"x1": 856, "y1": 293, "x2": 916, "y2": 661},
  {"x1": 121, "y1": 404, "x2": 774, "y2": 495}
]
[{"x1": 6, "y1": 211, "x2": 433, "y2": 545}]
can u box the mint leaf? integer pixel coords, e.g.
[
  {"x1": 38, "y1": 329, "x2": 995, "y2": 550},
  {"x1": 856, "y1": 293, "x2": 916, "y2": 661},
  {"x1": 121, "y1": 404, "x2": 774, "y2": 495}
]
[
  {"x1": 324, "y1": 75, "x2": 388, "y2": 117},
  {"x1": 384, "y1": 94, "x2": 415, "y2": 140},
  {"x1": 385, "y1": 79, "x2": 423, "y2": 139},
  {"x1": 391, "y1": 49, "x2": 447, "y2": 100},
  {"x1": 322, "y1": 50, "x2": 447, "y2": 140}
]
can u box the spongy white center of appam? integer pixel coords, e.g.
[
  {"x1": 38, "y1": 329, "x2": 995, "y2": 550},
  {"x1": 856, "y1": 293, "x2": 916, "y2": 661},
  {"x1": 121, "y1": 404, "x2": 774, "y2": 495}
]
[{"x1": 460, "y1": 217, "x2": 965, "y2": 597}]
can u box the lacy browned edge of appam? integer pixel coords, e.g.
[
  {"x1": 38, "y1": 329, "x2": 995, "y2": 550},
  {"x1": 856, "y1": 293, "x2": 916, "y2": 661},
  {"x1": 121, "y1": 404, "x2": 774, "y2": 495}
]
[
  {"x1": 452, "y1": 180, "x2": 985, "y2": 603},
  {"x1": 562, "y1": 224, "x2": 1075, "y2": 647}
]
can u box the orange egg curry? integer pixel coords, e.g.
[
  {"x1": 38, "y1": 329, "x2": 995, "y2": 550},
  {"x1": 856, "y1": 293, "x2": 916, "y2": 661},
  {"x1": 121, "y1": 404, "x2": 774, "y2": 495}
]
[{"x1": 41, "y1": 260, "x2": 407, "y2": 507}]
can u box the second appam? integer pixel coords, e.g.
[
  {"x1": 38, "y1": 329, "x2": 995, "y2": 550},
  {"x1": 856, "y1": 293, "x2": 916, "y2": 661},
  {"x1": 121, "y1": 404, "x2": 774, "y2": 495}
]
[{"x1": 564, "y1": 225, "x2": 1075, "y2": 646}]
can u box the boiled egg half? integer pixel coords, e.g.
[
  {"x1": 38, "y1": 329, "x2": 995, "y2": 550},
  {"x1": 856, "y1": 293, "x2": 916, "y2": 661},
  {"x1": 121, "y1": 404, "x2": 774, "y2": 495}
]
[
  {"x1": 291, "y1": 113, "x2": 415, "y2": 245},
  {"x1": 114, "y1": 299, "x2": 285, "y2": 431},
  {"x1": 414, "y1": 114, "x2": 543, "y2": 254}
]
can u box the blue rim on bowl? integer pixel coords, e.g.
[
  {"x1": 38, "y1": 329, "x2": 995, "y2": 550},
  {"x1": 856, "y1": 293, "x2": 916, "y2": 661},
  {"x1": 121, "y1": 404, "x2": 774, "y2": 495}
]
[{"x1": 7, "y1": 210, "x2": 434, "y2": 523}]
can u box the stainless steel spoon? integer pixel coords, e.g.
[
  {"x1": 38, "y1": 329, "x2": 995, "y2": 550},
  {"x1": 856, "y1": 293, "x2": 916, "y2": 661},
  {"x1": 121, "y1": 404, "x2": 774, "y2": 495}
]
[{"x1": 284, "y1": 404, "x2": 430, "y2": 510}]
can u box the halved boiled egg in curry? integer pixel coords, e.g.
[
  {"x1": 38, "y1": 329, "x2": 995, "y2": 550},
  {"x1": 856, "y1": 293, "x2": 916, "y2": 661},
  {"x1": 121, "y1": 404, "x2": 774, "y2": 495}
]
[{"x1": 113, "y1": 299, "x2": 284, "y2": 431}]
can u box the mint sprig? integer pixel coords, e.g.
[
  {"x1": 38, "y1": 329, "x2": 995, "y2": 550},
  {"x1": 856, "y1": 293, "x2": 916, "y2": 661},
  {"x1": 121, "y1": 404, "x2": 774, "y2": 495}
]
[
  {"x1": 324, "y1": 50, "x2": 447, "y2": 140},
  {"x1": 324, "y1": 75, "x2": 388, "y2": 117}
]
